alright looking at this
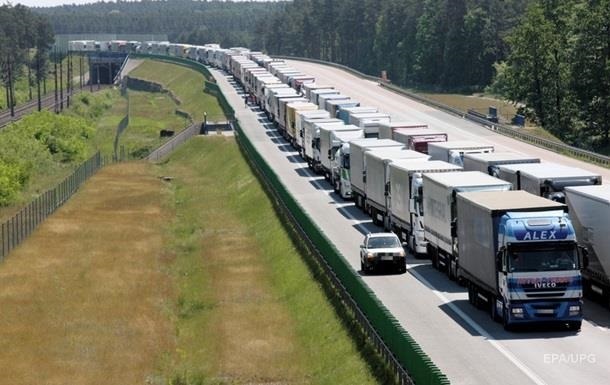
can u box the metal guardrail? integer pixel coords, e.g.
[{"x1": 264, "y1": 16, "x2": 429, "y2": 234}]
[
  {"x1": 276, "y1": 55, "x2": 610, "y2": 168},
  {"x1": 146, "y1": 122, "x2": 202, "y2": 162}
]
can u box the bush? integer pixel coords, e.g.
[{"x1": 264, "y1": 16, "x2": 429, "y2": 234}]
[{"x1": 0, "y1": 161, "x2": 22, "y2": 206}]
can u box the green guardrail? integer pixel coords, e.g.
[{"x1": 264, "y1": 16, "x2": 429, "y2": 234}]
[{"x1": 232, "y1": 118, "x2": 449, "y2": 385}]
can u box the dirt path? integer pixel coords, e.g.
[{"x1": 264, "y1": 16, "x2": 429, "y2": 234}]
[{"x1": 0, "y1": 162, "x2": 173, "y2": 385}]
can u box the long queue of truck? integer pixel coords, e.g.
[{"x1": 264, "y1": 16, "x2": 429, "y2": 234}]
[
  {"x1": 209, "y1": 45, "x2": 610, "y2": 331},
  {"x1": 68, "y1": 40, "x2": 610, "y2": 331}
]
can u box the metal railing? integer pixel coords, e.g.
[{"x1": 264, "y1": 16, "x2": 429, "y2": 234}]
[{"x1": 146, "y1": 122, "x2": 202, "y2": 162}]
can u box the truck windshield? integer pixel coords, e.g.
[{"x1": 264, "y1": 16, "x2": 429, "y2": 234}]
[
  {"x1": 367, "y1": 236, "x2": 401, "y2": 249},
  {"x1": 508, "y1": 246, "x2": 578, "y2": 272}
]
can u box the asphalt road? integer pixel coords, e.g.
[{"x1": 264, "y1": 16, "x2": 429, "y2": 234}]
[{"x1": 209, "y1": 62, "x2": 610, "y2": 385}]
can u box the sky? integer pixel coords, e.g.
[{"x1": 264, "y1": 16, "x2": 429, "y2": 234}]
[
  {"x1": 9, "y1": 0, "x2": 272, "y2": 6},
  {"x1": 10, "y1": 0, "x2": 114, "y2": 6}
]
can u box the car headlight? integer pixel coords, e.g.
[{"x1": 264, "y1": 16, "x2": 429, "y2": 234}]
[
  {"x1": 366, "y1": 252, "x2": 375, "y2": 259},
  {"x1": 398, "y1": 250, "x2": 406, "y2": 257}
]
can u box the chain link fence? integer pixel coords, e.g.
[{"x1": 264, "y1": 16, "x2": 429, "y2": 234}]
[{"x1": 0, "y1": 152, "x2": 105, "y2": 261}]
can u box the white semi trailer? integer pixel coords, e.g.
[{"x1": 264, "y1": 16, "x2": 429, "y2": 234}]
[
  {"x1": 423, "y1": 171, "x2": 512, "y2": 280},
  {"x1": 428, "y1": 141, "x2": 494, "y2": 166},
  {"x1": 565, "y1": 185, "x2": 610, "y2": 306},
  {"x1": 388, "y1": 160, "x2": 462, "y2": 255},
  {"x1": 349, "y1": 139, "x2": 405, "y2": 209},
  {"x1": 496, "y1": 162, "x2": 602, "y2": 203},
  {"x1": 318, "y1": 124, "x2": 361, "y2": 179},
  {"x1": 463, "y1": 152, "x2": 540, "y2": 177},
  {"x1": 364, "y1": 149, "x2": 430, "y2": 228}
]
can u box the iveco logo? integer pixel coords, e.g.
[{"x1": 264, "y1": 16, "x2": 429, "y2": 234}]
[{"x1": 534, "y1": 281, "x2": 557, "y2": 289}]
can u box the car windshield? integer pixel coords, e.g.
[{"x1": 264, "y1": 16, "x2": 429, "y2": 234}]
[
  {"x1": 367, "y1": 236, "x2": 401, "y2": 249},
  {"x1": 508, "y1": 246, "x2": 578, "y2": 272}
]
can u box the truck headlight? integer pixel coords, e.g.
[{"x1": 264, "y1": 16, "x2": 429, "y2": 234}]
[
  {"x1": 511, "y1": 307, "x2": 524, "y2": 318},
  {"x1": 569, "y1": 305, "x2": 581, "y2": 315}
]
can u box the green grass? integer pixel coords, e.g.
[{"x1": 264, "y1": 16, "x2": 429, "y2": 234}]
[
  {"x1": 159, "y1": 136, "x2": 386, "y2": 384},
  {"x1": 129, "y1": 60, "x2": 225, "y2": 122},
  {"x1": 120, "y1": 90, "x2": 188, "y2": 158}
]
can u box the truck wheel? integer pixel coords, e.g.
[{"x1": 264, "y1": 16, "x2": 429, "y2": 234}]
[
  {"x1": 490, "y1": 296, "x2": 501, "y2": 322},
  {"x1": 502, "y1": 308, "x2": 512, "y2": 331},
  {"x1": 467, "y1": 284, "x2": 474, "y2": 305}
]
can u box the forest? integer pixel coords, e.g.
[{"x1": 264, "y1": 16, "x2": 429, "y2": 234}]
[
  {"x1": 15, "y1": 0, "x2": 610, "y2": 153},
  {"x1": 0, "y1": 4, "x2": 54, "y2": 113},
  {"x1": 35, "y1": 0, "x2": 284, "y2": 48},
  {"x1": 257, "y1": 0, "x2": 610, "y2": 152}
]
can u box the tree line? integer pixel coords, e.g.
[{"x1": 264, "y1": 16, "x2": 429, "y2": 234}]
[
  {"x1": 254, "y1": 0, "x2": 528, "y2": 91},
  {"x1": 0, "y1": 4, "x2": 54, "y2": 114},
  {"x1": 256, "y1": 0, "x2": 610, "y2": 152},
  {"x1": 35, "y1": 0, "x2": 284, "y2": 48}
]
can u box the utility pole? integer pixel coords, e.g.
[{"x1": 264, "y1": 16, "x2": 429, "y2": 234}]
[
  {"x1": 66, "y1": 53, "x2": 71, "y2": 109},
  {"x1": 8, "y1": 57, "x2": 15, "y2": 117},
  {"x1": 59, "y1": 53, "x2": 64, "y2": 111},
  {"x1": 37, "y1": 54, "x2": 41, "y2": 111},
  {"x1": 54, "y1": 51, "x2": 59, "y2": 114}
]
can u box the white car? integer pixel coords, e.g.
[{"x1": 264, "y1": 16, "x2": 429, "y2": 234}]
[{"x1": 360, "y1": 232, "x2": 406, "y2": 274}]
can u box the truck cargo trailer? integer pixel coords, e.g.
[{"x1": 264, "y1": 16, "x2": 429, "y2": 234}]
[
  {"x1": 364, "y1": 149, "x2": 430, "y2": 228},
  {"x1": 423, "y1": 171, "x2": 511, "y2": 279},
  {"x1": 388, "y1": 160, "x2": 462, "y2": 255},
  {"x1": 496, "y1": 162, "x2": 602, "y2": 203},
  {"x1": 463, "y1": 152, "x2": 540, "y2": 177},
  {"x1": 428, "y1": 140, "x2": 494, "y2": 166},
  {"x1": 378, "y1": 122, "x2": 428, "y2": 140},
  {"x1": 349, "y1": 139, "x2": 405, "y2": 209},
  {"x1": 565, "y1": 185, "x2": 610, "y2": 307},
  {"x1": 393, "y1": 128, "x2": 448, "y2": 154}
]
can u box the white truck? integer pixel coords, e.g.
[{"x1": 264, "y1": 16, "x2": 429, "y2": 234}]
[
  {"x1": 496, "y1": 162, "x2": 602, "y2": 203},
  {"x1": 262, "y1": 84, "x2": 292, "y2": 117},
  {"x1": 311, "y1": 121, "x2": 347, "y2": 173},
  {"x1": 378, "y1": 122, "x2": 428, "y2": 139},
  {"x1": 348, "y1": 113, "x2": 391, "y2": 138},
  {"x1": 338, "y1": 106, "x2": 378, "y2": 124},
  {"x1": 318, "y1": 124, "x2": 362, "y2": 180},
  {"x1": 565, "y1": 185, "x2": 610, "y2": 307},
  {"x1": 302, "y1": 83, "x2": 334, "y2": 101},
  {"x1": 463, "y1": 152, "x2": 540, "y2": 177},
  {"x1": 428, "y1": 140, "x2": 494, "y2": 166},
  {"x1": 285, "y1": 102, "x2": 319, "y2": 147},
  {"x1": 309, "y1": 88, "x2": 340, "y2": 106},
  {"x1": 388, "y1": 160, "x2": 462, "y2": 255},
  {"x1": 326, "y1": 99, "x2": 360, "y2": 119},
  {"x1": 277, "y1": 96, "x2": 308, "y2": 137},
  {"x1": 318, "y1": 93, "x2": 350, "y2": 109},
  {"x1": 349, "y1": 139, "x2": 405, "y2": 209},
  {"x1": 392, "y1": 128, "x2": 448, "y2": 154},
  {"x1": 330, "y1": 129, "x2": 365, "y2": 196},
  {"x1": 302, "y1": 118, "x2": 343, "y2": 169},
  {"x1": 423, "y1": 171, "x2": 512, "y2": 279},
  {"x1": 295, "y1": 110, "x2": 330, "y2": 152},
  {"x1": 364, "y1": 149, "x2": 430, "y2": 228}
]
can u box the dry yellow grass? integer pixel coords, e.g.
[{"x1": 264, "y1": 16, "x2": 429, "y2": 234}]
[{"x1": 0, "y1": 162, "x2": 173, "y2": 385}]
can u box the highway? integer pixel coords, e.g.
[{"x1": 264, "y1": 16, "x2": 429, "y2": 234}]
[{"x1": 209, "y1": 61, "x2": 610, "y2": 385}]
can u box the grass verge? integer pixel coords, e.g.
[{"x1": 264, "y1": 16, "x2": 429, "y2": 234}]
[
  {"x1": 0, "y1": 162, "x2": 173, "y2": 385},
  {"x1": 160, "y1": 136, "x2": 386, "y2": 384},
  {"x1": 129, "y1": 60, "x2": 225, "y2": 122}
]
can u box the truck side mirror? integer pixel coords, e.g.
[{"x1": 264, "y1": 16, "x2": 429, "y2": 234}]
[
  {"x1": 409, "y1": 198, "x2": 416, "y2": 213},
  {"x1": 300, "y1": 130, "x2": 303, "y2": 138},
  {"x1": 327, "y1": 149, "x2": 331, "y2": 159},
  {"x1": 579, "y1": 246, "x2": 589, "y2": 269},
  {"x1": 384, "y1": 182, "x2": 390, "y2": 197}
]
